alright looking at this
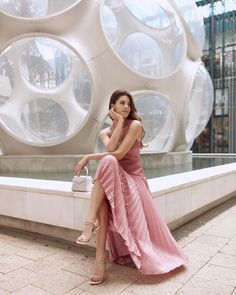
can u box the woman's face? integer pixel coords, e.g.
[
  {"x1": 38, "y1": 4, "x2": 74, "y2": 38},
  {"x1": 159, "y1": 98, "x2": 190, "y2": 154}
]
[{"x1": 112, "y1": 95, "x2": 131, "y2": 118}]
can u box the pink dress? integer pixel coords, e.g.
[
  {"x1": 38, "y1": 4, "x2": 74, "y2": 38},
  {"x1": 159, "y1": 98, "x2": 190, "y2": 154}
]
[{"x1": 94, "y1": 124, "x2": 187, "y2": 275}]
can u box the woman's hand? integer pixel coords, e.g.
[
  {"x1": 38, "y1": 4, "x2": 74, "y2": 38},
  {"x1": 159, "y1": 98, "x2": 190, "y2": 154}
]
[
  {"x1": 109, "y1": 108, "x2": 123, "y2": 122},
  {"x1": 75, "y1": 156, "x2": 89, "y2": 176}
]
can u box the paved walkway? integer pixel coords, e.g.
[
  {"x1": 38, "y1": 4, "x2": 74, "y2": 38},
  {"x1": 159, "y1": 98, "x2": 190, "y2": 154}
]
[{"x1": 0, "y1": 197, "x2": 235, "y2": 295}]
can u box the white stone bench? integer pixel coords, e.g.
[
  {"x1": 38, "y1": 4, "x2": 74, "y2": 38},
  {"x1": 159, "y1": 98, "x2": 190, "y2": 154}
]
[{"x1": 0, "y1": 162, "x2": 236, "y2": 244}]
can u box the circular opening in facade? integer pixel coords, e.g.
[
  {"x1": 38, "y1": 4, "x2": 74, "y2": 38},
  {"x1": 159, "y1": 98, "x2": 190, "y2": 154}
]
[
  {"x1": 21, "y1": 98, "x2": 69, "y2": 143},
  {"x1": 102, "y1": 5, "x2": 118, "y2": 43},
  {"x1": 119, "y1": 33, "x2": 164, "y2": 77},
  {"x1": 0, "y1": 51, "x2": 14, "y2": 107},
  {"x1": 0, "y1": 35, "x2": 93, "y2": 146},
  {"x1": 123, "y1": 0, "x2": 171, "y2": 30},
  {"x1": 134, "y1": 92, "x2": 176, "y2": 151},
  {"x1": 0, "y1": 0, "x2": 80, "y2": 18},
  {"x1": 21, "y1": 37, "x2": 72, "y2": 89},
  {"x1": 185, "y1": 64, "x2": 214, "y2": 148},
  {"x1": 101, "y1": 0, "x2": 186, "y2": 79}
]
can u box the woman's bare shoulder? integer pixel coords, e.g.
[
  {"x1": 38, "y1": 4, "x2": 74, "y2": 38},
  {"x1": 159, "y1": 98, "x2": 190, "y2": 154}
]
[{"x1": 129, "y1": 120, "x2": 142, "y2": 129}]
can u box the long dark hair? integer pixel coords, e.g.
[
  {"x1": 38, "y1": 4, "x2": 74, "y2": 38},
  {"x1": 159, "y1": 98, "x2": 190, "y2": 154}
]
[{"x1": 109, "y1": 89, "x2": 145, "y2": 147}]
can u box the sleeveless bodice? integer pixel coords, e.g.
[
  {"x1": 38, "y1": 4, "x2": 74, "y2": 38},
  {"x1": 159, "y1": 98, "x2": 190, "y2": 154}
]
[
  {"x1": 118, "y1": 140, "x2": 143, "y2": 176},
  {"x1": 106, "y1": 123, "x2": 144, "y2": 176}
]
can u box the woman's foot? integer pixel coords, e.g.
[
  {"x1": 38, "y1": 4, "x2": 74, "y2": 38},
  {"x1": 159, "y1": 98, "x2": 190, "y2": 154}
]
[
  {"x1": 90, "y1": 258, "x2": 107, "y2": 285},
  {"x1": 76, "y1": 220, "x2": 100, "y2": 245}
]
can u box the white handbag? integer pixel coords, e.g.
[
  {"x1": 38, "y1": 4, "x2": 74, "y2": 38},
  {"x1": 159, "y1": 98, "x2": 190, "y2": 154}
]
[{"x1": 72, "y1": 166, "x2": 93, "y2": 192}]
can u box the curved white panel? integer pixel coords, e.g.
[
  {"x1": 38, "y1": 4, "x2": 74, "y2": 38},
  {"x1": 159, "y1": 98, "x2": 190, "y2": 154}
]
[
  {"x1": 184, "y1": 63, "x2": 214, "y2": 148},
  {"x1": 0, "y1": 35, "x2": 93, "y2": 146},
  {"x1": 0, "y1": 0, "x2": 80, "y2": 18},
  {"x1": 101, "y1": 0, "x2": 187, "y2": 79}
]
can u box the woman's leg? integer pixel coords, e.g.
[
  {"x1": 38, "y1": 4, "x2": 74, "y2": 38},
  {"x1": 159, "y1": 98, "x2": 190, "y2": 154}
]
[
  {"x1": 77, "y1": 181, "x2": 106, "y2": 242},
  {"x1": 90, "y1": 199, "x2": 109, "y2": 284}
]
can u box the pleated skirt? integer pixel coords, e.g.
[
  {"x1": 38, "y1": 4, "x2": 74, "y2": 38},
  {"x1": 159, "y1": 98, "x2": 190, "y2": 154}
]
[{"x1": 94, "y1": 155, "x2": 187, "y2": 275}]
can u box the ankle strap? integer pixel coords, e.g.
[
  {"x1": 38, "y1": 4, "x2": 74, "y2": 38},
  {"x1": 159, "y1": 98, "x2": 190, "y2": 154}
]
[{"x1": 95, "y1": 258, "x2": 106, "y2": 265}]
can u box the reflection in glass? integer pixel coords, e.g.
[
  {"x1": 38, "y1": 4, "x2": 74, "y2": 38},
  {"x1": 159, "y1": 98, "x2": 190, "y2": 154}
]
[
  {"x1": 21, "y1": 98, "x2": 69, "y2": 143},
  {"x1": 135, "y1": 93, "x2": 176, "y2": 151},
  {"x1": 123, "y1": 0, "x2": 171, "y2": 30},
  {"x1": 102, "y1": 0, "x2": 186, "y2": 78},
  {"x1": 102, "y1": 5, "x2": 118, "y2": 43},
  {"x1": 119, "y1": 33, "x2": 163, "y2": 77},
  {"x1": 0, "y1": 53, "x2": 14, "y2": 107},
  {"x1": 173, "y1": 0, "x2": 205, "y2": 50},
  {"x1": 185, "y1": 64, "x2": 214, "y2": 147},
  {"x1": 21, "y1": 38, "x2": 71, "y2": 89},
  {"x1": 0, "y1": 0, "x2": 79, "y2": 18},
  {"x1": 0, "y1": 36, "x2": 92, "y2": 146},
  {"x1": 73, "y1": 70, "x2": 92, "y2": 111},
  {"x1": 0, "y1": 0, "x2": 48, "y2": 17}
]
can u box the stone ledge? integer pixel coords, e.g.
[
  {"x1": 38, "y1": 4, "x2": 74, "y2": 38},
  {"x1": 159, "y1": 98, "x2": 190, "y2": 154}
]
[{"x1": 0, "y1": 162, "x2": 236, "y2": 245}]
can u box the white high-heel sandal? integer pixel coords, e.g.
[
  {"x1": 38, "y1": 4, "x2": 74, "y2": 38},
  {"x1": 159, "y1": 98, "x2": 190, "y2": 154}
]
[
  {"x1": 76, "y1": 221, "x2": 100, "y2": 245},
  {"x1": 90, "y1": 259, "x2": 107, "y2": 285}
]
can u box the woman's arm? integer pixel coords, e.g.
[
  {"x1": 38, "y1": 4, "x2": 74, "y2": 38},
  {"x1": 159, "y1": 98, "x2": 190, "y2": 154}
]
[
  {"x1": 75, "y1": 120, "x2": 142, "y2": 175},
  {"x1": 99, "y1": 118, "x2": 123, "y2": 152},
  {"x1": 100, "y1": 108, "x2": 125, "y2": 152}
]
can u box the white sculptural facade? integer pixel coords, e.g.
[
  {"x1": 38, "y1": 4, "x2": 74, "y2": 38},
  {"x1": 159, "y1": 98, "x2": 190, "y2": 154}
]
[{"x1": 0, "y1": 0, "x2": 214, "y2": 155}]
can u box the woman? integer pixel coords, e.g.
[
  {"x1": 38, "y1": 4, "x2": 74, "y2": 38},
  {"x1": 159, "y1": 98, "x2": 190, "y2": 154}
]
[{"x1": 75, "y1": 90, "x2": 187, "y2": 285}]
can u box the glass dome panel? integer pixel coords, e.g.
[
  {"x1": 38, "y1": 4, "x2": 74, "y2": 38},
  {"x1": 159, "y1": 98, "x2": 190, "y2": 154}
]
[
  {"x1": 0, "y1": 36, "x2": 93, "y2": 146},
  {"x1": 134, "y1": 93, "x2": 176, "y2": 151},
  {"x1": 21, "y1": 98, "x2": 69, "y2": 143},
  {"x1": 73, "y1": 70, "x2": 92, "y2": 111},
  {"x1": 102, "y1": 0, "x2": 186, "y2": 78},
  {"x1": 0, "y1": 0, "x2": 79, "y2": 18},
  {"x1": 119, "y1": 33, "x2": 164, "y2": 77},
  {"x1": 21, "y1": 37, "x2": 71, "y2": 89},
  {"x1": 123, "y1": 0, "x2": 171, "y2": 30},
  {"x1": 102, "y1": 5, "x2": 118, "y2": 43},
  {"x1": 0, "y1": 52, "x2": 14, "y2": 107},
  {"x1": 185, "y1": 64, "x2": 214, "y2": 147},
  {"x1": 173, "y1": 0, "x2": 205, "y2": 50}
]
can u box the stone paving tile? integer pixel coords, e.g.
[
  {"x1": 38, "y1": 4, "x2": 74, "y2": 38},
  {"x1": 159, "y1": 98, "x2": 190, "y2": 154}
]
[
  {"x1": 11, "y1": 285, "x2": 54, "y2": 295},
  {"x1": 65, "y1": 288, "x2": 97, "y2": 295},
  {"x1": 0, "y1": 268, "x2": 40, "y2": 292},
  {"x1": 171, "y1": 230, "x2": 196, "y2": 247},
  {"x1": 166, "y1": 252, "x2": 211, "y2": 284},
  {"x1": 0, "y1": 197, "x2": 235, "y2": 295},
  {"x1": 0, "y1": 232, "x2": 22, "y2": 243},
  {"x1": 125, "y1": 275, "x2": 183, "y2": 295},
  {"x1": 32, "y1": 269, "x2": 87, "y2": 295},
  {"x1": 182, "y1": 234, "x2": 229, "y2": 258},
  {"x1": 209, "y1": 252, "x2": 236, "y2": 270},
  {"x1": 23, "y1": 250, "x2": 84, "y2": 274},
  {"x1": 221, "y1": 236, "x2": 236, "y2": 256},
  {"x1": 0, "y1": 254, "x2": 33, "y2": 274},
  {"x1": 79, "y1": 264, "x2": 139, "y2": 295},
  {"x1": 176, "y1": 276, "x2": 234, "y2": 295},
  {"x1": 63, "y1": 258, "x2": 99, "y2": 278},
  {"x1": 16, "y1": 244, "x2": 60, "y2": 261},
  {"x1": 196, "y1": 264, "x2": 236, "y2": 287},
  {"x1": 0, "y1": 241, "x2": 26, "y2": 257},
  {"x1": 0, "y1": 288, "x2": 10, "y2": 295},
  {"x1": 174, "y1": 219, "x2": 219, "y2": 239},
  {"x1": 175, "y1": 202, "x2": 233, "y2": 239},
  {"x1": 204, "y1": 215, "x2": 236, "y2": 239},
  {"x1": 118, "y1": 292, "x2": 134, "y2": 295}
]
